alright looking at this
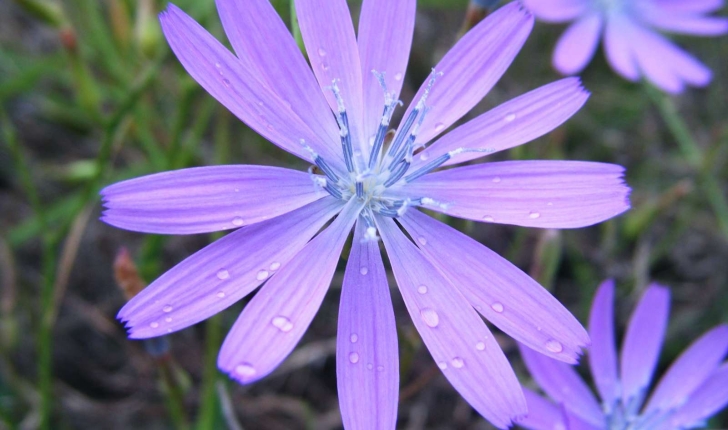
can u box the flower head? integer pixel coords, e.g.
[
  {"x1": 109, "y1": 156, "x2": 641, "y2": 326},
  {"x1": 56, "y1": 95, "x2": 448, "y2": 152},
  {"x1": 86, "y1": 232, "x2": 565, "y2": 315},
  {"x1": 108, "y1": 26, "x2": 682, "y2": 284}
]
[
  {"x1": 522, "y1": 0, "x2": 728, "y2": 93},
  {"x1": 519, "y1": 280, "x2": 728, "y2": 430},
  {"x1": 101, "y1": 0, "x2": 630, "y2": 428}
]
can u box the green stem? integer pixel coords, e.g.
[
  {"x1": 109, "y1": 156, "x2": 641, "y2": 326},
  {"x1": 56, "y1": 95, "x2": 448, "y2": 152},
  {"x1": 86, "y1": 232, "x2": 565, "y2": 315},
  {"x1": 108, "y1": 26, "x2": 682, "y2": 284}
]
[
  {"x1": 644, "y1": 83, "x2": 728, "y2": 239},
  {"x1": 196, "y1": 315, "x2": 223, "y2": 430}
]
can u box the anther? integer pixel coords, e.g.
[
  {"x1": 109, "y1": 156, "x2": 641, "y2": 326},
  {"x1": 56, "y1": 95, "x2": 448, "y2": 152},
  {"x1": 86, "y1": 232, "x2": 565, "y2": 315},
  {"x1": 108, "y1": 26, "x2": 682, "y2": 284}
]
[
  {"x1": 330, "y1": 81, "x2": 356, "y2": 174},
  {"x1": 403, "y1": 148, "x2": 495, "y2": 183},
  {"x1": 368, "y1": 71, "x2": 399, "y2": 170},
  {"x1": 301, "y1": 139, "x2": 341, "y2": 183}
]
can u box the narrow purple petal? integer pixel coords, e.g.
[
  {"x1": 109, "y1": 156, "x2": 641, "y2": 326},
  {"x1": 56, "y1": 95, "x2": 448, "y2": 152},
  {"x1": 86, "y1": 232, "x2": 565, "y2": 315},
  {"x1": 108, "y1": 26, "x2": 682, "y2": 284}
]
[
  {"x1": 553, "y1": 13, "x2": 603, "y2": 75},
  {"x1": 395, "y1": 160, "x2": 630, "y2": 228},
  {"x1": 393, "y1": 3, "x2": 533, "y2": 148},
  {"x1": 588, "y1": 279, "x2": 619, "y2": 408},
  {"x1": 629, "y1": 24, "x2": 712, "y2": 93},
  {"x1": 603, "y1": 15, "x2": 640, "y2": 81},
  {"x1": 358, "y1": 0, "x2": 415, "y2": 147},
  {"x1": 118, "y1": 198, "x2": 343, "y2": 339},
  {"x1": 296, "y1": 0, "x2": 364, "y2": 142},
  {"x1": 337, "y1": 220, "x2": 398, "y2": 430},
  {"x1": 413, "y1": 78, "x2": 589, "y2": 168},
  {"x1": 520, "y1": 345, "x2": 605, "y2": 427},
  {"x1": 398, "y1": 210, "x2": 589, "y2": 363},
  {"x1": 217, "y1": 199, "x2": 362, "y2": 384},
  {"x1": 517, "y1": 388, "x2": 565, "y2": 430},
  {"x1": 644, "y1": 324, "x2": 728, "y2": 414},
  {"x1": 377, "y1": 216, "x2": 526, "y2": 429},
  {"x1": 662, "y1": 363, "x2": 728, "y2": 429},
  {"x1": 620, "y1": 284, "x2": 670, "y2": 407},
  {"x1": 653, "y1": 0, "x2": 724, "y2": 14},
  {"x1": 640, "y1": 10, "x2": 728, "y2": 36},
  {"x1": 521, "y1": 0, "x2": 590, "y2": 23},
  {"x1": 101, "y1": 166, "x2": 324, "y2": 234},
  {"x1": 159, "y1": 5, "x2": 338, "y2": 163},
  {"x1": 214, "y1": 0, "x2": 343, "y2": 162},
  {"x1": 561, "y1": 404, "x2": 605, "y2": 430}
]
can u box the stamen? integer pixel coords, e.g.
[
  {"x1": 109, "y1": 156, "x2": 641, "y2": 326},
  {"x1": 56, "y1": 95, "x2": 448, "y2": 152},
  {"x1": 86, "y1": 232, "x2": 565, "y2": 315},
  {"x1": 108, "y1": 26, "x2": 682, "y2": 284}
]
[
  {"x1": 403, "y1": 148, "x2": 494, "y2": 183},
  {"x1": 355, "y1": 180, "x2": 365, "y2": 199},
  {"x1": 368, "y1": 71, "x2": 399, "y2": 170},
  {"x1": 419, "y1": 197, "x2": 450, "y2": 211},
  {"x1": 383, "y1": 159, "x2": 410, "y2": 187},
  {"x1": 324, "y1": 183, "x2": 343, "y2": 199},
  {"x1": 301, "y1": 139, "x2": 342, "y2": 183},
  {"x1": 363, "y1": 225, "x2": 379, "y2": 241},
  {"x1": 330, "y1": 81, "x2": 356, "y2": 173}
]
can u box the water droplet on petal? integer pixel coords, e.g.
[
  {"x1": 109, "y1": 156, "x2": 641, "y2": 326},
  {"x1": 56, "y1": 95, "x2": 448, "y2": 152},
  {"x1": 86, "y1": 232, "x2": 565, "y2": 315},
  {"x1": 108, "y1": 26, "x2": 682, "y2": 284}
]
[
  {"x1": 546, "y1": 339, "x2": 563, "y2": 353},
  {"x1": 420, "y1": 308, "x2": 440, "y2": 328},
  {"x1": 269, "y1": 262, "x2": 281, "y2": 271},
  {"x1": 163, "y1": 305, "x2": 173, "y2": 313},
  {"x1": 215, "y1": 62, "x2": 221, "y2": 69},
  {"x1": 529, "y1": 211, "x2": 541, "y2": 219},
  {"x1": 257, "y1": 270, "x2": 269, "y2": 281},
  {"x1": 376, "y1": 365, "x2": 384, "y2": 372},
  {"x1": 504, "y1": 112, "x2": 517, "y2": 122},
  {"x1": 491, "y1": 302, "x2": 504, "y2": 313},
  {"x1": 216, "y1": 291, "x2": 226, "y2": 298},
  {"x1": 417, "y1": 236, "x2": 427, "y2": 246},
  {"x1": 272, "y1": 316, "x2": 293, "y2": 332},
  {"x1": 434, "y1": 122, "x2": 445, "y2": 132},
  {"x1": 360, "y1": 266, "x2": 369, "y2": 275},
  {"x1": 321, "y1": 62, "x2": 329, "y2": 71},
  {"x1": 492, "y1": 176, "x2": 501, "y2": 183},
  {"x1": 451, "y1": 357, "x2": 465, "y2": 368},
  {"x1": 318, "y1": 47, "x2": 327, "y2": 57},
  {"x1": 150, "y1": 321, "x2": 159, "y2": 328},
  {"x1": 222, "y1": 78, "x2": 231, "y2": 88},
  {"x1": 417, "y1": 285, "x2": 428, "y2": 294},
  {"x1": 350, "y1": 334, "x2": 358, "y2": 343},
  {"x1": 235, "y1": 363, "x2": 256, "y2": 377},
  {"x1": 217, "y1": 270, "x2": 230, "y2": 280},
  {"x1": 165, "y1": 317, "x2": 172, "y2": 323},
  {"x1": 232, "y1": 217, "x2": 244, "y2": 226},
  {"x1": 367, "y1": 363, "x2": 373, "y2": 370},
  {"x1": 349, "y1": 352, "x2": 360, "y2": 364},
  {"x1": 394, "y1": 72, "x2": 403, "y2": 81},
  {"x1": 266, "y1": 123, "x2": 274, "y2": 131},
  {"x1": 483, "y1": 215, "x2": 494, "y2": 222},
  {"x1": 547, "y1": 202, "x2": 553, "y2": 206},
  {"x1": 476, "y1": 342, "x2": 486, "y2": 351},
  {"x1": 437, "y1": 361, "x2": 448, "y2": 370},
  {"x1": 419, "y1": 152, "x2": 429, "y2": 161}
]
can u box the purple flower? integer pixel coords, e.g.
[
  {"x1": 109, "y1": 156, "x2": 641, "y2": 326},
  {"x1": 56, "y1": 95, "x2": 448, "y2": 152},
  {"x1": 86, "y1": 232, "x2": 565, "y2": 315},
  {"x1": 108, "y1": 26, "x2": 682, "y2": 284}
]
[
  {"x1": 522, "y1": 0, "x2": 728, "y2": 93},
  {"x1": 519, "y1": 280, "x2": 728, "y2": 430},
  {"x1": 101, "y1": 0, "x2": 630, "y2": 428}
]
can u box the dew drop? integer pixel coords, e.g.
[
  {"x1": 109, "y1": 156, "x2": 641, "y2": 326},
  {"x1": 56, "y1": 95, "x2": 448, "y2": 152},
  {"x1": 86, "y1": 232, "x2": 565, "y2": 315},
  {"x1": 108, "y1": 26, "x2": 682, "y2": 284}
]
[
  {"x1": 529, "y1": 211, "x2": 541, "y2": 219},
  {"x1": 377, "y1": 365, "x2": 384, "y2": 372},
  {"x1": 217, "y1": 270, "x2": 230, "y2": 280},
  {"x1": 367, "y1": 363, "x2": 373, "y2": 370},
  {"x1": 476, "y1": 342, "x2": 486, "y2": 351},
  {"x1": 318, "y1": 47, "x2": 327, "y2": 57},
  {"x1": 269, "y1": 262, "x2": 281, "y2": 271},
  {"x1": 417, "y1": 236, "x2": 427, "y2": 246},
  {"x1": 222, "y1": 78, "x2": 231, "y2": 88},
  {"x1": 216, "y1": 291, "x2": 226, "y2": 298},
  {"x1": 451, "y1": 357, "x2": 465, "y2": 368},
  {"x1": 419, "y1": 152, "x2": 430, "y2": 161},
  {"x1": 257, "y1": 270, "x2": 269, "y2": 281},
  {"x1": 504, "y1": 112, "x2": 517, "y2": 122},
  {"x1": 150, "y1": 321, "x2": 159, "y2": 329},
  {"x1": 483, "y1": 215, "x2": 495, "y2": 222},
  {"x1": 420, "y1": 308, "x2": 440, "y2": 328},
  {"x1": 349, "y1": 352, "x2": 360, "y2": 364},
  {"x1": 271, "y1": 316, "x2": 293, "y2": 332},
  {"x1": 165, "y1": 317, "x2": 172, "y2": 323},
  {"x1": 546, "y1": 339, "x2": 563, "y2": 353},
  {"x1": 215, "y1": 62, "x2": 221, "y2": 69},
  {"x1": 321, "y1": 62, "x2": 330, "y2": 71},
  {"x1": 360, "y1": 266, "x2": 369, "y2": 275},
  {"x1": 434, "y1": 122, "x2": 445, "y2": 132},
  {"x1": 232, "y1": 217, "x2": 244, "y2": 226},
  {"x1": 163, "y1": 305, "x2": 173, "y2": 313},
  {"x1": 491, "y1": 302, "x2": 504, "y2": 313},
  {"x1": 350, "y1": 334, "x2": 358, "y2": 343},
  {"x1": 437, "y1": 361, "x2": 448, "y2": 370},
  {"x1": 492, "y1": 176, "x2": 501, "y2": 183},
  {"x1": 547, "y1": 202, "x2": 554, "y2": 206},
  {"x1": 266, "y1": 123, "x2": 275, "y2": 131},
  {"x1": 394, "y1": 72, "x2": 403, "y2": 81},
  {"x1": 417, "y1": 285, "x2": 428, "y2": 294},
  {"x1": 235, "y1": 363, "x2": 256, "y2": 377}
]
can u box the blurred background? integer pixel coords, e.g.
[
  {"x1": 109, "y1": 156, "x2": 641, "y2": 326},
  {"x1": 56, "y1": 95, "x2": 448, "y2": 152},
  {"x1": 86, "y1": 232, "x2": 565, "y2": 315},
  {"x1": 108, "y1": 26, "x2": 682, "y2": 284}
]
[{"x1": 0, "y1": 0, "x2": 727, "y2": 428}]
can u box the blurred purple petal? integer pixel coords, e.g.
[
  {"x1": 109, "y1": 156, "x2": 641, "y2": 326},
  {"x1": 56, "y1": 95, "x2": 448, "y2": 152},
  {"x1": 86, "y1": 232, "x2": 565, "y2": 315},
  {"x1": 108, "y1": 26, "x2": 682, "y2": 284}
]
[
  {"x1": 663, "y1": 363, "x2": 728, "y2": 429},
  {"x1": 217, "y1": 200, "x2": 362, "y2": 384},
  {"x1": 518, "y1": 388, "x2": 565, "y2": 430},
  {"x1": 553, "y1": 13, "x2": 603, "y2": 75},
  {"x1": 644, "y1": 324, "x2": 728, "y2": 414},
  {"x1": 396, "y1": 160, "x2": 630, "y2": 228},
  {"x1": 620, "y1": 284, "x2": 670, "y2": 408},
  {"x1": 399, "y1": 210, "x2": 589, "y2": 363},
  {"x1": 641, "y1": 10, "x2": 728, "y2": 36},
  {"x1": 358, "y1": 0, "x2": 415, "y2": 148},
  {"x1": 159, "y1": 5, "x2": 338, "y2": 163},
  {"x1": 337, "y1": 220, "x2": 398, "y2": 430},
  {"x1": 521, "y1": 0, "x2": 590, "y2": 23},
  {"x1": 414, "y1": 78, "x2": 589, "y2": 168},
  {"x1": 520, "y1": 345, "x2": 604, "y2": 427},
  {"x1": 118, "y1": 198, "x2": 343, "y2": 339},
  {"x1": 101, "y1": 166, "x2": 324, "y2": 234},
  {"x1": 588, "y1": 279, "x2": 619, "y2": 408},
  {"x1": 653, "y1": 0, "x2": 724, "y2": 14},
  {"x1": 393, "y1": 2, "x2": 533, "y2": 148},
  {"x1": 214, "y1": 0, "x2": 343, "y2": 162},
  {"x1": 296, "y1": 0, "x2": 364, "y2": 141},
  {"x1": 603, "y1": 15, "x2": 640, "y2": 81},
  {"x1": 377, "y1": 216, "x2": 526, "y2": 429},
  {"x1": 561, "y1": 404, "x2": 604, "y2": 430}
]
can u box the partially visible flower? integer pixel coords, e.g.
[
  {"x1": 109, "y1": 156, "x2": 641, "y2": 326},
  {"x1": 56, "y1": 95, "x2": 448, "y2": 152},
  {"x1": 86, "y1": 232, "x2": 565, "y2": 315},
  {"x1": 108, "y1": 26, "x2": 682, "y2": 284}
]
[
  {"x1": 522, "y1": 0, "x2": 728, "y2": 93},
  {"x1": 101, "y1": 0, "x2": 631, "y2": 428},
  {"x1": 519, "y1": 280, "x2": 728, "y2": 430}
]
